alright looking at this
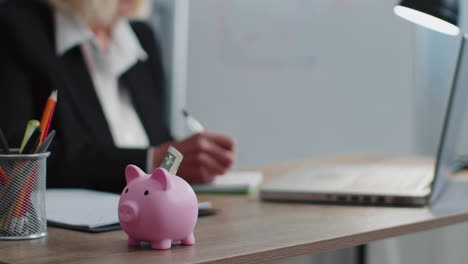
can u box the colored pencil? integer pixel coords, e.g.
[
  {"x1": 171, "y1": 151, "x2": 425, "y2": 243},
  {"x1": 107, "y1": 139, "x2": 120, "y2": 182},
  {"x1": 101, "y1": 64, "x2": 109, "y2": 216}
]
[
  {"x1": 36, "y1": 130, "x2": 56, "y2": 153},
  {"x1": 21, "y1": 127, "x2": 42, "y2": 154},
  {"x1": 0, "y1": 167, "x2": 7, "y2": 185},
  {"x1": 38, "y1": 90, "x2": 57, "y2": 145},
  {"x1": 19, "y1": 120, "x2": 40, "y2": 153},
  {"x1": 0, "y1": 128, "x2": 10, "y2": 154}
]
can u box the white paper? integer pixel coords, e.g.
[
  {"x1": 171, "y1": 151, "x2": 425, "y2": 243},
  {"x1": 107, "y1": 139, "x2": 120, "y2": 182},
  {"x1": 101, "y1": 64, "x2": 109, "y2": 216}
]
[
  {"x1": 46, "y1": 188, "x2": 211, "y2": 228},
  {"x1": 46, "y1": 189, "x2": 121, "y2": 228}
]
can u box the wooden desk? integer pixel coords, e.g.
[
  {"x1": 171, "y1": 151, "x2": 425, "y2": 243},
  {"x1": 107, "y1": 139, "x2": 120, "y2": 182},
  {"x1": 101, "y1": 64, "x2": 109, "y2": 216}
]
[{"x1": 2, "y1": 157, "x2": 468, "y2": 264}]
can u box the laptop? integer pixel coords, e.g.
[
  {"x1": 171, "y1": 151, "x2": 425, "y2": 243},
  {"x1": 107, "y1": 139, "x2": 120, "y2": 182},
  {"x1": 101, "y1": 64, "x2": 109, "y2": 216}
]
[{"x1": 260, "y1": 39, "x2": 468, "y2": 207}]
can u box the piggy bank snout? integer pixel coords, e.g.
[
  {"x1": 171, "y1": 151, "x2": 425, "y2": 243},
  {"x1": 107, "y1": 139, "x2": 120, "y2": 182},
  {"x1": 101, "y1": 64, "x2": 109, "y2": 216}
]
[{"x1": 119, "y1": 202, "x2": 139, "y2": 223}]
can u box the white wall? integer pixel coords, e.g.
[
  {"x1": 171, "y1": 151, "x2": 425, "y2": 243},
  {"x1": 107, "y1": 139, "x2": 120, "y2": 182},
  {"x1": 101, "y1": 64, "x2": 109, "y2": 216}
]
[
  {"x1": 182, "y1": 1, "x2": 415, "y2": 263},
  {"x1": 185, "y1": 0, "x2": 417, "y2": 169},
  {"x1": 368, "y1": 222, "x2": 468, "y2": 264},
  {"x1": 151, "y1": 0, "x2": 468, "y2": 263}
]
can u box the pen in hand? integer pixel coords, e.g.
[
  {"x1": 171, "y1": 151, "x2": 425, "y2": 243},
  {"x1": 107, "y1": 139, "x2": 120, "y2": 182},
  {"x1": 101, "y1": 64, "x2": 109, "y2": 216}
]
[
  {"x1": 175, "y1": 109, "x2": 235, "y2": 183},
  {"x1": 182, "y1": 109, "x2": 205, "y2": 134}
]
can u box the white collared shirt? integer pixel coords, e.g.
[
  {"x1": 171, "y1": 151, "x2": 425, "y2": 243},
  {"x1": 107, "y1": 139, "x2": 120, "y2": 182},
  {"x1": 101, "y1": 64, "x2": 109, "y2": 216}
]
[{"x1": 54, "y1": 9, "x2": 150, "y2": 149}]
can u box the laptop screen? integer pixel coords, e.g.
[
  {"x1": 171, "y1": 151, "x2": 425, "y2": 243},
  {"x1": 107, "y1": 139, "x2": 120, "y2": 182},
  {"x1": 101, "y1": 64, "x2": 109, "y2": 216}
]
[{"x1": 431, "y1": 34, "x2": 468, "y2": 203}]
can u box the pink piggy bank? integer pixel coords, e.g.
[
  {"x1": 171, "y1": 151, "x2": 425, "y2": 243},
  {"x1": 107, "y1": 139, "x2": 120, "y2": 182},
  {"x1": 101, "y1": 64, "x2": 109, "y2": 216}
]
[{"x1": 118, "y1": 165, "x2": 198, "y2": 250}]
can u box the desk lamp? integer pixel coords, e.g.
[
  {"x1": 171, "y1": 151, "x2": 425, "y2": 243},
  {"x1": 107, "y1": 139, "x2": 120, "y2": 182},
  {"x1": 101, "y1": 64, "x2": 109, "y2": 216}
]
[{"x1": 394, "y1": 0, "x2": 459, "y2": 36}]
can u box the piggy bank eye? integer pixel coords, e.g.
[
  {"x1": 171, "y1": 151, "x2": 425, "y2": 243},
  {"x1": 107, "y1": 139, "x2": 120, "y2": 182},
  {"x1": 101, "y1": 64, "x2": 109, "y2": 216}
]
[
  {"x1": 125, "y1": 188, "x2": 129, "y2": 193},
  {"x1": 144, "y1": 190, "x2": 149, "y2": 196}
]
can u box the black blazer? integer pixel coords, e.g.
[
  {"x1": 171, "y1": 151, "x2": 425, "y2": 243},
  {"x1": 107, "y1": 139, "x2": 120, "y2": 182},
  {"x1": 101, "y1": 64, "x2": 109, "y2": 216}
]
[{"x1": 0, "y1": 1, "x2": 173, "y2": 193}]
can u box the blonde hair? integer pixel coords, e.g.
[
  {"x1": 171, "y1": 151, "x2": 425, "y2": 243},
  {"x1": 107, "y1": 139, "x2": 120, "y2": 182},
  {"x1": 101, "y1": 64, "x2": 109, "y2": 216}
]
[{"x1": 48, "y1": 0, "x2": 151, "y2": 25}]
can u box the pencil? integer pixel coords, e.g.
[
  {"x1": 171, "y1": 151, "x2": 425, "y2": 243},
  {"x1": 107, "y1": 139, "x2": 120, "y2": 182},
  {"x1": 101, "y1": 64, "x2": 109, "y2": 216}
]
[
  {"x1": 36, "y1": 130, "x2": 56, "y2": 153},
  {"x1": 0, "y1": 128, "x2": 10, "y2": 154},
  {"x1": 19, "y1": 120, "x2": 40, "y2": 153},
  {"x1": 0, "y1": 167, "x2": 7, "y2": 185},
  {"x1": 21, "y1": 127, "x2": 42, "y2": 154},
  {"x1": 38, "y1": 90, "x2": 57, "y2": 145}
]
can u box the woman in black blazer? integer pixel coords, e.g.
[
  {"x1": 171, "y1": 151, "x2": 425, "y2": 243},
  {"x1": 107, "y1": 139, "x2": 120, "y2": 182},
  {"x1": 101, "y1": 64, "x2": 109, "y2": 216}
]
[{"x1": 0, "y1": 0, "x2": 235, "y2": 193}]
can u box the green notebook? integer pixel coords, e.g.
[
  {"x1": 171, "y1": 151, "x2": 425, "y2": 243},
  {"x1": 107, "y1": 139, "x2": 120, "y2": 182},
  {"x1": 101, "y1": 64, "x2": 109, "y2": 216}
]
[{"x1": 192, "y1": 171, "x2": 263, "y2": 194}]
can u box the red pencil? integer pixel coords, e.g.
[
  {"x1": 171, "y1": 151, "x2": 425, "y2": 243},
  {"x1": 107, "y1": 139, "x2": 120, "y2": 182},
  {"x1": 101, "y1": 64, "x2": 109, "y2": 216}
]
[{"x1": 0, "y1": 167, "x2": 7, "y2": 185}]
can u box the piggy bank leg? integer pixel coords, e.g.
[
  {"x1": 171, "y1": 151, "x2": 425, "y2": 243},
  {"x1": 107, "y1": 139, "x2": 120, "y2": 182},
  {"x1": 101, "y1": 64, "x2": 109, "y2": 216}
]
[
  {"x1": 151, "y1": 239, "x2": 172, "y2": 250},
  {"x1": 181, "y1": 233, "x2": 195, "y2": 246},
  {"x1": 128, "y1": 237, "x2": 140, "y2": 246}
]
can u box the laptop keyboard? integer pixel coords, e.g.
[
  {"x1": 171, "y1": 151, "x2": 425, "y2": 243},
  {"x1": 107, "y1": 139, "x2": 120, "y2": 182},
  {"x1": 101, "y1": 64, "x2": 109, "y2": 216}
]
[{"x1": 344, "y1": 165, "x2": 434, "y2": 191}]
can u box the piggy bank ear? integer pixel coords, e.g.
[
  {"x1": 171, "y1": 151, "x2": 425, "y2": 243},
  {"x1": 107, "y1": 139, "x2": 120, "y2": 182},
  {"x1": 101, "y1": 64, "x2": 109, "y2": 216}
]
[
  {"x1": 150, "y1": 168, "x2": 172, "y2": 191},
  {"x1": 125, "y1": 165, "x2": 145, "y2": 184}
]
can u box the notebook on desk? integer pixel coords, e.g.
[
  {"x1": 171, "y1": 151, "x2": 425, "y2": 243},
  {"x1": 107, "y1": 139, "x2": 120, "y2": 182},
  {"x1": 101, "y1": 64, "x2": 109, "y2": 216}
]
[
  {"x1": 192, "y1": 171, "x2": 263, "y2": 194},
  {"x1": 46, "y1": 189, "x2": 216, "y2": 232},
  {"x1": 261, "y1": 47, "x2": 468, "y2": 206}
]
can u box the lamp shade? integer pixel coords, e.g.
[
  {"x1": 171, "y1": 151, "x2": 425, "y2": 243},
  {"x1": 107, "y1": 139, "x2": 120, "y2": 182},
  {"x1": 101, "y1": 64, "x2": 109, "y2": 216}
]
[{"x1": 394, "y1": 0, "x2": 460, "y2": 36}]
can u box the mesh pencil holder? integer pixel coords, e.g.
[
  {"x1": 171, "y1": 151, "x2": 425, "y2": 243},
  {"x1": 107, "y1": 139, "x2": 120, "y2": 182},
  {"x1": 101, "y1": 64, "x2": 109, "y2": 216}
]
[{"x1": 0, "y1": 150, "x2": 50, "y2": 240}]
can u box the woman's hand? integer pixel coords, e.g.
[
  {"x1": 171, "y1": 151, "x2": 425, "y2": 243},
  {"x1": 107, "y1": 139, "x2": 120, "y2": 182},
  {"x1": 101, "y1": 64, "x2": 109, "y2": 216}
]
[{"x1": 151, "y1": 131, "x2": 236, "y2": 184}]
